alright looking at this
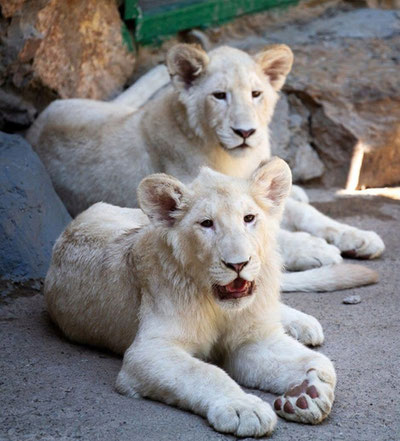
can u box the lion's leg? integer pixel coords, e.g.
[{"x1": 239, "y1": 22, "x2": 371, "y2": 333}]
[
  {"x1": 280, "y1": 303, "x2": 324, "y2": 346},
  {"x1": 283, "y1": 198, "x2": 385, "y2": 259},
  {"x1": 291, "y1": 185, "x2": 309, "y2": 203},
  {"x1": 116, "y1": 338, "x2": 276, "y2": 437},
  {"x1": 278, "y1": 229, "x2": 342, "y2": 271},
  {"x1": 225, "y1": 332, "x2": 336, "y2": 424}
]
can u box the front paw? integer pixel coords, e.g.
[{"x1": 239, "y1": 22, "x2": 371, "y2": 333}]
[
  {"x1": 274, "y1": 368, "x2": 335, "y2": 424},
  {"x1": 284, "y1": 311, "x2": 324, "y2": 347},
  {"x1": 291, "y1": 185, "x2": 310, "y2": 204},
  {"x1": 208, "y1": 394, "x2": 277, "y2": 437},
  {"x1": 283, "y1": 232, "x2": 342, "y2": 271},
  {"x1": 330, "y1": 228, "x2": 385, "y2": 259}
]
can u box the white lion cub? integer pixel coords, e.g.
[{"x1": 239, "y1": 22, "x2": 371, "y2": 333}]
[{"x1": 45, "y1": 158, "x2": 336, "y2": 437}]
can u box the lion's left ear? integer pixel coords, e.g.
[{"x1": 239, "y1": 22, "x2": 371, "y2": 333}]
[
  {"x1": 137, "y1": 174, "x2": 188, "y2": 225},
  {"x1": 167, "y1": 44, "x2": 209, "y2": 88},
  {"x1": 250, "y1": 157, "x2": 292, "y2": 213},
  {"x1": 254, "y1": 44, "x2": 293, "y2": 91}
]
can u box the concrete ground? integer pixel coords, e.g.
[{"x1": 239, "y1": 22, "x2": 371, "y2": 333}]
[{"x1": 1, "y1": 189, "x2": 399, "y2": 441}]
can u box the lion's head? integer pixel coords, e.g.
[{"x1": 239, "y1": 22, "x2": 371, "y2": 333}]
[
  {"x1": 166, "y1": 44, "x2": 293, "y2": 155},
  {"x1": 138, "y1": 158, "x2": 291, "y2": 311}
]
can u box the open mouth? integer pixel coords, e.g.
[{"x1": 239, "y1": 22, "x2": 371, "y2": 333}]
[{"x1": 213, "y1": 278, "x2": 255, "y2": 301}]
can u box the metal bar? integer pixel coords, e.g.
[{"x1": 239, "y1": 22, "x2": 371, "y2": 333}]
[{"x1": 124, "y1": 0, "x2": 299, "y2": 45}]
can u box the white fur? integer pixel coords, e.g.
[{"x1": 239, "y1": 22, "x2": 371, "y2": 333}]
[
  {"x1": 45, "y1": 161, "x2": 336, "y2": 436},
  {"x1": 27, "y1": 43, "x2": 383, "y2": 290}
]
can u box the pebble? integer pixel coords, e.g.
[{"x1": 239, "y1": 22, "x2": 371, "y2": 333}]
[{"x1": 342, "y1": 295, "x2": 361, "y2": 305}]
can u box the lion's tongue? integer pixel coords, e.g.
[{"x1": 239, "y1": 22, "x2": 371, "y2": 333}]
[{"x1": 225, "y1": 278, "x2": 248, "y2": 293}]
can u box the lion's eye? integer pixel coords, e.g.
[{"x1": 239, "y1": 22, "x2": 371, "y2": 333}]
[
  {"x1": 213, "y1": 92, "x2": 226, "y2": 100},
  {"x1": 200, "y1": 219, "x2": 214, "y2": 228},
  {"x1": 252, "y1": 91, "x2": 262, "y2": 98},
  {"x1": 244, "y1": 214, "x2": 255, "y2": 223}
]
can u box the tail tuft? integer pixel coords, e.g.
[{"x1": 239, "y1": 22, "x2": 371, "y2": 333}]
[{"x1": 281, "y1": 263, "x2": 378, "y2": 292}]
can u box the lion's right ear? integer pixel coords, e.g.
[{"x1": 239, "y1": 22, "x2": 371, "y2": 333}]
[
  {"x1": 254, "y1": 44, "x2": 293, "y2": 91},
  {"x1": 250, "y1": 157, "x2": 292, "y2": 214},
  {"x1": 166, "y1": 44, "x2": 209, "y2": 88},
  {"x1": 137, "y1": 174, "x2": 188, "y2": 225}
]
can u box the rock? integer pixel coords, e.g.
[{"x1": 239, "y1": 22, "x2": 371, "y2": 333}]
[
  {"x1": 228, "y1": 6, "x2": 400, "y2": 187},
  {"x1": 269, "y1": 8, "x2": 400, "y2": 188},
  {"x1": 310, "y1": 106, "x2": 357, "y2": 187},
  {"x1": 269, "y1": 94, "x2": 291, "y2": 163},
  {"x1": 291, "y1": 142, "x2": 325, "y2": 182},
  {"x1": 342, "y1": 295, "x2": 362, "y2": 305},
  {"x1": 0, "y1": 132, "x2": 71, "y2": 283},
  {"x1": 0, "y1": 89, "x2": 38, "y2": 132},
  {"x1": 270, "y1": 94, "x2": 325, "y2": 182},
  {"x1": 0, "y1": 0, "x2": 135, "y2": 131},
  {"x1": 0, "y1": 0, "x2": 26, "y2": 17}
]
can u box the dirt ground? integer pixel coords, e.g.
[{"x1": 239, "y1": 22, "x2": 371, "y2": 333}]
[{"x1": 1, "y1": 188, "x2": 399, "y2": 441}]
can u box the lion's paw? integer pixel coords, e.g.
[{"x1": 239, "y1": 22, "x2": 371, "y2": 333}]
[
  {"x1": 208, "y1": 394, "x2": 277, "y2": 437},
  {"x1": 274, "y1": 369, "x2": 334, "y2": 424},
  {"x1": 290, "y1": 185, "x2": 309, "y2": 204},
  {"x1": 282, "y1": 232, "x2": 342, "y2": 271},
  {"x1": 330, "y1": 228, "x2": 385, "y2": 259},
  {"x1": 284, "y1": 311, "x2": 324, "y2": 347}
]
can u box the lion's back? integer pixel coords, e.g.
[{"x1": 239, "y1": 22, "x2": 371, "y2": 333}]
[{"x1": 45, "y1": 203, "x2": 146, "y2": 354}]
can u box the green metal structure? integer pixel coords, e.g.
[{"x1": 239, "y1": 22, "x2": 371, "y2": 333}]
[{"x1": 124, "y1": 0, "x2": 299, "y2": 45}]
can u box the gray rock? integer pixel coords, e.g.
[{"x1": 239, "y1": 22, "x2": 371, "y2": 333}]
[
  {"x1": 269, "y1": 94, "x2": 291, "y2": 162},
  {"x1": 278, "y1": 9, "x2": 400, "y2": 188},
  {"x1": 342, "y1": 295, "x2": 362, "y2": 305},
  {"x1": 270, "y1": 94, "x2": 325, "y2": 182},
  {"x1": 0, "y1": 132, "x2": 71, "y2": 283},
  {"x1": 291, "y1": 142, "x2": 325, "y2": 182},
  {"x1": 264, "y1": 9, "x2": 400, "y2": 44}
]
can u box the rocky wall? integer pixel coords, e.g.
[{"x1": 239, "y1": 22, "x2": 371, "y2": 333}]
[
  {"x1": 0, "y1": 0, "x2": 135, "y2": 132},
  {"x1": 230, "y1": 6, "x2": 400, "y2": 188}
]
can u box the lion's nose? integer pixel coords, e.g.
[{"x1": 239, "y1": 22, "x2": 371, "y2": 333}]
[
  {"x1": 222, "y1": 260, "x2": 249, "y2": 273},
  {"x1": 232, "y1": 128, "x2": 256, "y2": 139}
]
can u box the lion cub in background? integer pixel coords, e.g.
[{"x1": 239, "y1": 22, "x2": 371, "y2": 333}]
[{"x1": 45, "y1": 158, "x2": 336, "y2": 437}]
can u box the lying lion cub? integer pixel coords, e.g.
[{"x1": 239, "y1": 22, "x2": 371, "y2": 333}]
[{"x1": 45, "y1": 159, "x2": 336, "y2": 437}]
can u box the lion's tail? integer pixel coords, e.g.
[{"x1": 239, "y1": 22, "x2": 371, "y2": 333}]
[{"x1": 281, "y1": 263, "x2": 378, "y2": 292}]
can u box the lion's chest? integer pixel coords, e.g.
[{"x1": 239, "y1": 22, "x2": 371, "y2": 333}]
[{"x1": 184, "y1": 306, "x2": 252, "y2": 362}]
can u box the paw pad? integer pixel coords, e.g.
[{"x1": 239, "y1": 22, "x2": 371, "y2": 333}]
[
  {"x1": 274, "y1": 398, "x2": 282, "y2": 411},
  {"x1": 283, "y1": 401, "x2": 294, "y2": 414},
  {"x1": 306, "y1": 385, "x2": 319, "y2": 399},
  {"x1": 296, "y1": 396, "x2": 308, "y2": 409},
  {"x1": 285, "y1": 379, "x2": 308, "y2": 397}
]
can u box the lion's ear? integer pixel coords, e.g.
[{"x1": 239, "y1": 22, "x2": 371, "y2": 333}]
[
  {"x1": 250, "y1": 157, "x2": 292, "y2": 213},
  {"x1": 138, "y1": 174, "x2": 187, "y2": 225},
  {"x1": 166, "y1": 44, "x2": 209, "y2": 88},
  {"x1": 254, "y1": 45, "x2": 293, "y2": 91}
]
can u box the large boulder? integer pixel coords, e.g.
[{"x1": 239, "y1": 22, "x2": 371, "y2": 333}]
[
  {"x1": 269, "y1": 93, "x2": 325, "y2": 182},
  {"x1": 0, "y1": 132, "x2": 71, "y2": 284},
  {"x1": 268, "y1": 8, "x2": 400, "y2": 188},
  {"x1": 0, "y1": 0, "x2": 135, "y2": 132},
  {"x1": 223, "y1": 6, "x2": 400, "y2": 187}
]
